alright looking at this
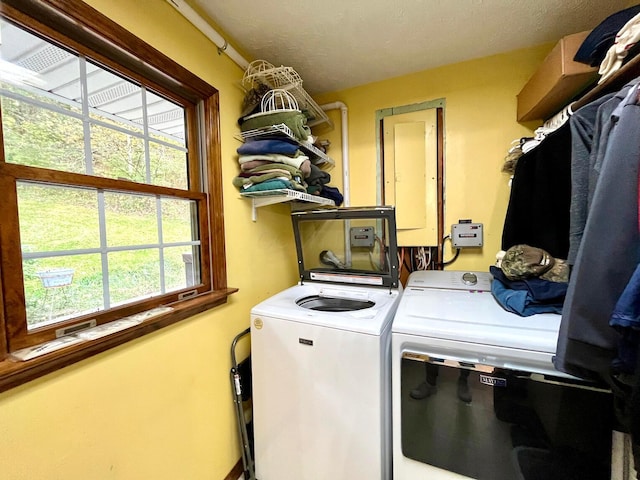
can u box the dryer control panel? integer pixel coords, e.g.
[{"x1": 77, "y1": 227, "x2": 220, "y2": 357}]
[{"x1": 406, "y1": 270, "x2": 492, "y2": 291}]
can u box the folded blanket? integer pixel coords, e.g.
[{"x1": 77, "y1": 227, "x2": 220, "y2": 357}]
[
  {"x1": 239, "y1": 159, "x2": 273, "y2": 171},
  {"x1": 245, "y1": 162, "x2": 303, "y2": 178},
  {"x1": 306, "y1": 163, "x2": 331, "y2": 194},
  {"x1": 240, "y1": 179, "x2": 296, "y2": 192},
  {"x1": 490, "y1": 275, "x2": 563, "y2": 317},
  {"x1": 238, "y1": 153, "x2": 310, "y2": 170},
  {"x1": 233, "y1": 161, "x2": 307, "y2": 192},
  {"x1": 319, "y1": 186, "x2": 344, "y2": 206},
  {"x1": 237, "y1": 167, "x2": 295, "y2": 179},
  {"x1": 240, "y1": 111, "x2": 311, "y2": 141},
  {"x1": 489, "y1": 266, "x2": 567, "y2": 303},
  {"x1": 240, "y1": 159, "x2": 311, "y2": 177},
  {"x1": 237, "y1": 138, "x2": 300, "y2": 156},
  {"x1": 234, "y1": 175, "x2": 307, "y2": 193},
  {"x1": 233, "y1": 172, "x2": 291, "y2": 188}
]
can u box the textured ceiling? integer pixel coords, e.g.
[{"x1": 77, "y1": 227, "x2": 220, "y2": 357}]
[{"x1": 191, "y1": 0, "x2": 630, "y2": 94}]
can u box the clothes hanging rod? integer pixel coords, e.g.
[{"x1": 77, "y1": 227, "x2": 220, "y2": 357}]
[{"x1": 573, "y1": 54, "x2": 640, "y2": 111}]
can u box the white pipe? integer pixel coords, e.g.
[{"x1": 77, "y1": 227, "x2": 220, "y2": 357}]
[
  {"x1": 320, "y1": 102, "x2": 350, "y2": 207},
  {"x1": 166, "y1": 0, "x2": 249, "y2": 70},
  {"x1": 322, "y1": 102, "x2": 350, "y2": 266}
]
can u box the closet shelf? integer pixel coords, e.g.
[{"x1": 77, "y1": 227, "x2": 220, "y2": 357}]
[
  {"x1": 239, "y1": 123, "x2": 334, "y2": 169},
  {"x1": 240, "y1": 189, "x2": 335, "y2": 221},
  {"x1": 242, "y1": 60, "x2": 332, "y2": 129},
  {"x1": 517, "y1": 31, "x2": 597, "y2": 122},
  {"x1": 573, "y1": 54, "x2": 640, "y2": 111},
  {"x1": 536, "y1": 42, "x2": 640, "y2": 120}
]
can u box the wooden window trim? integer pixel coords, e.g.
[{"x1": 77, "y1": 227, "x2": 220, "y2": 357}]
[
  {"x1": 0, "y1": 290, "x2": 237, "y2": 393},
  {"x1": 0, "y1": 0, "x2": 237, "y2": 392}
]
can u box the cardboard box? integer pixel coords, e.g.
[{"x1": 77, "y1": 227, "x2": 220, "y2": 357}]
[{"x1": 517, "y1": 31, "x2": 598, "y2": 122}]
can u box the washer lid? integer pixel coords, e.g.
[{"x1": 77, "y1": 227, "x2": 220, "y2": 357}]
[
  {"x1": 291, "y1": 207, "x2": 399, "y2": 289},
  {"x1": 251, "y1": 283, "x2": 401, "y2": 334}
]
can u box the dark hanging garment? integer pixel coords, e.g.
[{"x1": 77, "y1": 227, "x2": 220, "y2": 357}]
[
  {"x1": 555, "y1": 83, "x2": 640, "y2": 381},
  {"x1": 567, "y1": 91, "x2": 619, "y2": 265},
  {"x1": 501, "y1": 122, "x2": 572, "y2": 260}
]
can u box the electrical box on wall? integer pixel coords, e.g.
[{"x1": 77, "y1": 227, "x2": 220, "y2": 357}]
[
  {"x1": 350, "y1": 226, "x2": 375, "y2": 248},
  {"x1": 451, "y1": 221, "x2": 483, "y2": 248}
]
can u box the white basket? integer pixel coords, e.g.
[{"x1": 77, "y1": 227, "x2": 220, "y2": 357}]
[
  {"x1": 241, "y1": 59, "x2": 331, "y2": 128},
  {"x1": 260, "y1": 89, "x2": 299, "y2": 113},
  {"x1": 242, "y1": 59, "x2": 303, "y2": 90}
]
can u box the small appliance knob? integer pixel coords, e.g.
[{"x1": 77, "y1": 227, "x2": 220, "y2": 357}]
[{"x1": 462, "y1": 272, "x2": 478, "y2": 286}]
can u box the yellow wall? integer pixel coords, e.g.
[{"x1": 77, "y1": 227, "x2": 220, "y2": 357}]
[
  {"x1": 315, "y1": 44, "x2": 552, "y2": 272},
  {"x1": 0, "y1": 1, "x2": 555, "y2": 479}
]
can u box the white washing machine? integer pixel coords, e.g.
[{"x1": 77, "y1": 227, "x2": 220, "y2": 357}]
[
  {"x1": 392, "y1": 270, "x2": 614, "y2": 480},
  {"x1": 251, "y1": 207, "x2": 402, "y2": 480}
]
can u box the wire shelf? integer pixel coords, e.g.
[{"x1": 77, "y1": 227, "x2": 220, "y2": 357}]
[
  {"x1": 240, "y1": 189, "x2": 335, "y2": 221},
  {"x1": 240, "y1": 122, "x2": 295, "y2": 140},
  {"x1": 241, "y1": 188, "x2": 334, "y2": 205}
]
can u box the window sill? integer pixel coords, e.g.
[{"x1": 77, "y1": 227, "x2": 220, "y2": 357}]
[{"x1": 0, "y1": 287, "x2": 238, "y2": 393}]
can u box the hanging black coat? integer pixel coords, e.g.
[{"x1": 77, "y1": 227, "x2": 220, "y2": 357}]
[{"x1": 501, "y1": 123, "x2": 572, "y2": 260}]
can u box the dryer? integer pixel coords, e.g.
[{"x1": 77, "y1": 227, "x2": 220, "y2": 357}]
[
  {"x1": 392, "y1": 270, "x2": 613, "y2": 480},
  {"x1": 251, "y1": 207, "x2": 401, "y2": 480}
]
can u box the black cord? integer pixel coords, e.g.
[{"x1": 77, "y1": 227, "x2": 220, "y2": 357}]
[
  {"x1": 441, "y1": 248, "x2": 461, "y2": 266},
  {"x1": 402, "y1": 248, "x2": 413, "y2": 273},
  {"x1": 437, "y1": 235, "x2": 461, "y2": 266}
]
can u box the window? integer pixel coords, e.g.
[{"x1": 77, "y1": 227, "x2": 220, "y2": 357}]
[{"x1": 0, "y1": 0, "x2": 234, "y2": 390}]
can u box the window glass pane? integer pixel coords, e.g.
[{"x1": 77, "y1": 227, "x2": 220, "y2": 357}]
[
  {"x1": 91, "y1": 123, "x2": 146, "y2": 182},
  {"x1": 3, "y1": 97, "x2": 86, "y2": 171},
  {"x1": 298, "y1": 217, "x2": 393, "y2": 275},
  {"x1": 87, "y1": 63, "x2": 144, "y2": 135},
  {"x1": 109, "y1": 249, "x2": 160, "y2": 306},
  {"x1": 149, "y1": 141, "x2": 188, "y2": 189},
  {"x1": 147, "y1": 90, "x2": 185, "y2": 145},
  {"x1": 18, "y1": 182, "x2": 100, "y2": 251},
  {"x1": 104, "y1": 192, "x2": 158, "y2": 247},
  {"x1": 0, "y1": 20, "x2": 82, "y2": 112},
  {"x1": 24, "y1": 254, "x2": 103, "y2": 329},
  {"x1": 164, "y1": 246, "x2": 199, "y2": 291},
  {"x1": 0, "y1": 21, "x2": 190, "y2": 188},
  {"x1": 161, "y1": 198, "x2": 197, "y2": 244}
]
